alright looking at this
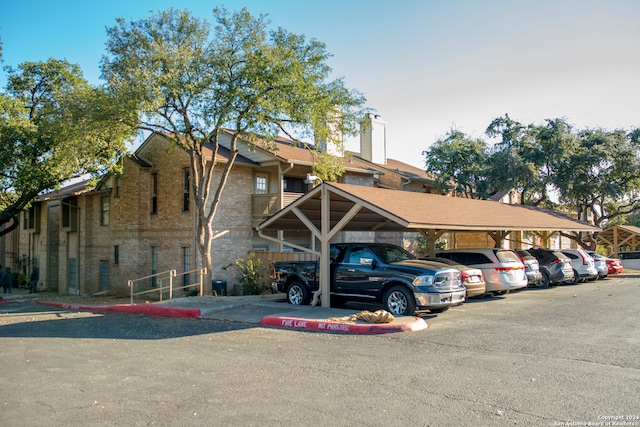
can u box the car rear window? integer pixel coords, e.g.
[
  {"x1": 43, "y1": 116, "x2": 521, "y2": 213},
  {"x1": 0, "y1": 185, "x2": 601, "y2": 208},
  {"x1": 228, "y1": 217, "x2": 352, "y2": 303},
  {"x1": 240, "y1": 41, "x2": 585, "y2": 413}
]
[
  {"x1": 465, "y1": 253, "x2": 492, "y2": 265},
  {"x1": 552, "y1": 251, "x2": 570, "y2": 260},
  {"x1": 518, "y1": 250, "x2": 535, "y2": 260},
  {"x1": 495, "y1": 250, "x2": 520, "y2": 263}
]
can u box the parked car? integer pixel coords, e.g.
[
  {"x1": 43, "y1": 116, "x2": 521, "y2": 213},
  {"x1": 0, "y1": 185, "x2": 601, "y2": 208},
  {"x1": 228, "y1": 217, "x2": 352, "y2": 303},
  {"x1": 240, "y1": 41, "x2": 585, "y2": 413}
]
[
  {"x1": 515, "y1": 250, "x2": 544, "y2": 287},
  {"x1": 526, "y1": 249, "x2": 575, "y2": 287},
  {"x1": 435, "y1": 248, "x2": 527, "y2": 295},
  {"x1": 604, "y1": 257, "x2": 624, "y2": 275},
  {"x1": 419, "y1": 256, "x2": 487, "y2": 297},
  {"x1": 271, "y1": 243, "x2": 466, "y2": 315},
  {"x1": 560, "y1": 249, "x2": 598, "y2": 284},
  {"x1": 586, "y1": 251, "x2": 609, "y2": 279}
]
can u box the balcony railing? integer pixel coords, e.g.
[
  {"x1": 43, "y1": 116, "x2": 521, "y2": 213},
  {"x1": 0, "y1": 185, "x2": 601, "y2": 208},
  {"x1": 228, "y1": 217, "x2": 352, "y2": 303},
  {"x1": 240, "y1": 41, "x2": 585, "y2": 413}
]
[{"x1": 252, "y1": 192, "x2": 304, "y2": 224}]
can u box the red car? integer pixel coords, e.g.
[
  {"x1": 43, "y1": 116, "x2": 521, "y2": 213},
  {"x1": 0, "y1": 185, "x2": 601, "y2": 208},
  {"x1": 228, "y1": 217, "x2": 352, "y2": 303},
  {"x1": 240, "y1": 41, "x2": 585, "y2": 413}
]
[{"x1": 605, "y1": 257, "x2": 624, "y2": 275}]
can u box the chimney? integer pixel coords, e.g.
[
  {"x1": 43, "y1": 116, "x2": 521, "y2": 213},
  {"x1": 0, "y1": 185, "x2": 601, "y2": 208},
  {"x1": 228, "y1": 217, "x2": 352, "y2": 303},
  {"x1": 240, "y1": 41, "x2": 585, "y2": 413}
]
[
  {"x1": 360, "y1": 114, "x2": 386, "y2": 164},
  {"x1": 316, "y1": 110, "x2": 344, "y2": 157}
]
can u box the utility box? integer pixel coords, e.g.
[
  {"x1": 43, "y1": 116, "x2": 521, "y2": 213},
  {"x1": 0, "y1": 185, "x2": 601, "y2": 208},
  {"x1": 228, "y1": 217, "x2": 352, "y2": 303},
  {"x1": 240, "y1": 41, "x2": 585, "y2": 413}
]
[{"x1": 211, "y1": 280, "x2": 227, "y2": 296}]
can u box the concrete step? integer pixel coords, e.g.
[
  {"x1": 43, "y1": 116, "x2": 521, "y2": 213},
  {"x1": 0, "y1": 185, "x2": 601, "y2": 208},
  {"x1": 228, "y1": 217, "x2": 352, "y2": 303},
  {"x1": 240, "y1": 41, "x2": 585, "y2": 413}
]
[{"x1": 0, "y1": 293, "x2": 39, "y2": 303}]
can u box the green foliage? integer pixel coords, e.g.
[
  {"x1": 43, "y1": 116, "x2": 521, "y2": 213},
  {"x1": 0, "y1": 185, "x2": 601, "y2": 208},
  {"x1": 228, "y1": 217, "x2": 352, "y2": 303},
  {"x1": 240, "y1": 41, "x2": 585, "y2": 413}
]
[
  {"x1": 223, "y1": 254, "x2": 269, "y2": 295},
  {"x1": 0, "y1": 58, "x2": 136, "y2": 235},
  {"x1": 312, "y1": 149, "x2": 346, "y2": 182},
  {"x1": 101, "y1": 7, "x2": 367, "y2": 274},
  {"x1": 424, "y1": 116, "x2": 640, "y2": 234},
  {"x1": 413, "y1": 236, "x2": 446, "y2": 257},
  {"x1": 423, "y1": 127, "x2": 490, "y2": 198}
]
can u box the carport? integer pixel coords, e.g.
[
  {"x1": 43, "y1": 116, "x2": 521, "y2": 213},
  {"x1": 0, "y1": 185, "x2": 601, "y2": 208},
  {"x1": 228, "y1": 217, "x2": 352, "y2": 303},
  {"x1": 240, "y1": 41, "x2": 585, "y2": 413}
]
[
  {"x1": 596, "y1": 225, "x2": 640, "y2": 256},
  {"x1": 257, "y1": 182, "x2": 600, "y2": 308}
]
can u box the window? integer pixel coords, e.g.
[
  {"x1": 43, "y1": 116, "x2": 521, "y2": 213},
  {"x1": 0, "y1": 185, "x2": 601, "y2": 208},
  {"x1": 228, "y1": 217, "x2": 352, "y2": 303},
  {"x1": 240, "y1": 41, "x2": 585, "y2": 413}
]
[
  {"x1": 100, "y1": 196, "x2": 110, "y2": 226},
  {"x1": 24, "y1": 204, "x2": 41, "y2": 230},
  {"x1": 255, "y1": 174, "x2": 268, "y2": 194},
  {"x1": 99, "y1": 261, "x2": 109, "y2": 290},
  {"x1": 151, "y1": 173, "x2": 158, "y2": 214},
  {"x1": 183, "y1": 168, "x2": 190, "y2": 211},
  {"x1": 115, "y1": 177, "x2": 120, "y2": 198},
  {"x1": 62, "y1": 197, "x2": 78, "y2": 230},
  {"x1": 114, "y1": 246, "x2": 119, "y2": 265},
  {"x1": 283, "y1": 177, "x2": 305, "y2": 193},
  {"x1": 348, "y1": 247, "x2": 376, "y2": 264},
  {"x1": 150, "y1": 247, "x2": 157, "y2": 288}
]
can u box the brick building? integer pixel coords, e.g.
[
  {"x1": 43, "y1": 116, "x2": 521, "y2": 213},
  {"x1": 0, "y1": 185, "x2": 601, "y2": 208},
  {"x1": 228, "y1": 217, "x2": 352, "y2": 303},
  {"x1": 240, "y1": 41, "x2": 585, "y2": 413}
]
[{"x1": 1, "y1": 115, "x2": 447, "y2": 296}]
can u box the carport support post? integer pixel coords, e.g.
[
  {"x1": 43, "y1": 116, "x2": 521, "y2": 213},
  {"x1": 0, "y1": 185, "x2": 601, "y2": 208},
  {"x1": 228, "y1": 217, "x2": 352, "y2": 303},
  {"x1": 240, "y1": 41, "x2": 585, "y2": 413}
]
[
  {"x1": 320, "y1": 183, "x2": 331, "y2": 308},
  {"x1": 419, "y1": 229, "x2": 446, "y2": 257}
]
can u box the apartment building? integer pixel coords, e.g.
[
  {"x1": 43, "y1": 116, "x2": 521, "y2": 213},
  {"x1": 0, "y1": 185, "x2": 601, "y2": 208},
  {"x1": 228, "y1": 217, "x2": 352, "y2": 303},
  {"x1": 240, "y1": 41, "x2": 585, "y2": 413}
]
[{"x1": 3, "y1": 114, "x2": 439, "y2": 295}]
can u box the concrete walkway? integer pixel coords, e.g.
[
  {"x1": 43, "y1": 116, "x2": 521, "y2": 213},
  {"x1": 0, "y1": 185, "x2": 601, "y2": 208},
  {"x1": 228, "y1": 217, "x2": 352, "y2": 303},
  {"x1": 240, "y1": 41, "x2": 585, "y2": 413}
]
[{"x1": 37, "y1": 293, "x2": 428, "y2": 335}]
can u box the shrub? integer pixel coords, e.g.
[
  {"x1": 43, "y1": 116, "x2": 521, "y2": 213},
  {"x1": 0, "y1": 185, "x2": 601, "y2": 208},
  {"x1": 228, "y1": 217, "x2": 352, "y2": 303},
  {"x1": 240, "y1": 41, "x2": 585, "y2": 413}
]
[{"x1": 223, "y1": 254, "x2": 269, "y2": 295}]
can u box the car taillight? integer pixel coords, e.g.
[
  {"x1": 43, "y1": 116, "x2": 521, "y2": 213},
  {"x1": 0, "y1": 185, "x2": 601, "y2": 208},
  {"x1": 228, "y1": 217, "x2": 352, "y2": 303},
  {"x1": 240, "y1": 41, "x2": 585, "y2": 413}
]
[
  {"x1": 496, "y1": 265, "x2": 522, "y2": 272},
  {"x1": 461, "y1": 272, "x2": 469, "y2": 279},
  {"x1": 578, "y1": 252, "x2": 588, "y2": 266}
]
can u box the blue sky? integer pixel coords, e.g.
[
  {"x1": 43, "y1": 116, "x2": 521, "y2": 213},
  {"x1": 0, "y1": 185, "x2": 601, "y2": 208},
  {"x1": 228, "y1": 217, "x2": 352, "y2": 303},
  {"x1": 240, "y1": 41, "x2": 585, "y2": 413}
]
[{"x1": 1, "y1": 0, "x2": 639, "y2": 167}]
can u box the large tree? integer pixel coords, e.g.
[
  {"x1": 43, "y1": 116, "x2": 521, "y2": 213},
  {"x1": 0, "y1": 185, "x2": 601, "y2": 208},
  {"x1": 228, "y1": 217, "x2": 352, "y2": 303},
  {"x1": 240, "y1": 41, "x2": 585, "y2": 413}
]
[
  {"x1": 486, "y1": 114, "x2": 545, "y2": 205},
  {"x1": 0, "y1": 58, "x2": 136, "y2": 236},
  {"x1": 423, "y1": 128, "x2": 490, "y2": 199},
  {"x1": 539, "y1": 124, "x2": 640, "y2": 247},
  {"x1": 101, "y1": 7, "x2": 366, "y2": 278},
  {"x1": 425, "y1": 116, "x2": 640, "y2": 249}
]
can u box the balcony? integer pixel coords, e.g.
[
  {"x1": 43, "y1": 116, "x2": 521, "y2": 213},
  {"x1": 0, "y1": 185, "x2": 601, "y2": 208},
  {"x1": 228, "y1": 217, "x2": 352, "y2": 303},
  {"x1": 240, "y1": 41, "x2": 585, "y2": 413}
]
[{"x1": 252, "y1": 192, "x2": 304, "y2": 227}]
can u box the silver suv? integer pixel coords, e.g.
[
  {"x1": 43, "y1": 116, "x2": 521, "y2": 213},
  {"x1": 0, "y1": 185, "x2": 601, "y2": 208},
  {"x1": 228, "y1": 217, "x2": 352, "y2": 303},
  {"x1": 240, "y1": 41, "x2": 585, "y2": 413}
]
[
  {"x1": 435, "y1": 248, "x2": 528, "y2": 295},
  {"x1": 560, "y1": 249, "x2": 598, "y2": 284}
]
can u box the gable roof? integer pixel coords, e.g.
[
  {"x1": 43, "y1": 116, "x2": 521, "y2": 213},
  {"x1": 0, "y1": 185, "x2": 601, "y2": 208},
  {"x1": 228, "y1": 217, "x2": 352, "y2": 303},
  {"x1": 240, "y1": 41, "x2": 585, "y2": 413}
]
[
  {"x1": 597, "y1": 225, "x2": 640, "y2": 255},
  {"x1": 353, "y1": 155, "x2": 437, "y2": 182},
  {"x1": 139, "y1": 132, "x2": 257, "y2": 166},
  {"x1": 258, "y1": 182, "x2": 600, "y2": 233},
  {"x1": 38, "y1": 179, "x2": 91, "y2": 201}
]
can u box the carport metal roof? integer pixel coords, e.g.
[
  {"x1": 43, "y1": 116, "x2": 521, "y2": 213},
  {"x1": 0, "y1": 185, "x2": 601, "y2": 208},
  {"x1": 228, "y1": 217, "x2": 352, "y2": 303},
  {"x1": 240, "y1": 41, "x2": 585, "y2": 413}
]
[{"x1": 257, "y1": 182, "x2": 600, "y2": 307}]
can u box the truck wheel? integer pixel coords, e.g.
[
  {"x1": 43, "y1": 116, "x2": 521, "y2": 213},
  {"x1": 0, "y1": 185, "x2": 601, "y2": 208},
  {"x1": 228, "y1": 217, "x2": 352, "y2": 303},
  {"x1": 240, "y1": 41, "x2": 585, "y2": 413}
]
[
  {"x1": 287, "y1": 282, "x2": 310, "y2": 305},
  {"x1": 384, "y1": 286, "x2": 416, "y2": 316}
]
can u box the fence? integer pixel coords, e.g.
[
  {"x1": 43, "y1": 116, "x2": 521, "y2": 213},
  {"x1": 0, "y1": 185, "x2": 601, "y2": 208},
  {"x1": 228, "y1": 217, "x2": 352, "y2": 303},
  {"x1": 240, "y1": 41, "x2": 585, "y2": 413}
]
[{"x1": 127, "y1": 268, "x2": 207, "y2": 304}]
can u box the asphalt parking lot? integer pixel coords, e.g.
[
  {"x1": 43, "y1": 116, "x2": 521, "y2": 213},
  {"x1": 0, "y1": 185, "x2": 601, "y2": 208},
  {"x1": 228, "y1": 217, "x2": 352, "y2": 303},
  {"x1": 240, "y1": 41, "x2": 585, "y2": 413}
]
[{"x1": 0, "y1": 275, "x2": 638, "y2": 426}]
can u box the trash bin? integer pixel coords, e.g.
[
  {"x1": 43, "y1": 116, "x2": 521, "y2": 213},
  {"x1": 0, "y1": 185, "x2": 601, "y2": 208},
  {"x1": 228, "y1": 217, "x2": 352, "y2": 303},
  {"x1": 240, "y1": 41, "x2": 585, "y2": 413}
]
[{"x1": 212, "y1": 280, "x2": 227, "y2": 296}]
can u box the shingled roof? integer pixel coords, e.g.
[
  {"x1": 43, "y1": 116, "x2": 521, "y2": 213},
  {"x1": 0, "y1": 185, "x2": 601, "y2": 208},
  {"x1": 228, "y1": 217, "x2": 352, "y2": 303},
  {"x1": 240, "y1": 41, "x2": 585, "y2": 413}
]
[{"x1": 258, "y1": 182, "x2": 600, "y2": 233}]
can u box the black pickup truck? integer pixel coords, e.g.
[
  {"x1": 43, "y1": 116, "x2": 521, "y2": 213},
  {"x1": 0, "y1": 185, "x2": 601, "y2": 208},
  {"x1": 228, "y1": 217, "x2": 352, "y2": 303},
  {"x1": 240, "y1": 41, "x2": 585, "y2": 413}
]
[{"x1": 270, "y1": 243, "x2": 466, "y2": 315}]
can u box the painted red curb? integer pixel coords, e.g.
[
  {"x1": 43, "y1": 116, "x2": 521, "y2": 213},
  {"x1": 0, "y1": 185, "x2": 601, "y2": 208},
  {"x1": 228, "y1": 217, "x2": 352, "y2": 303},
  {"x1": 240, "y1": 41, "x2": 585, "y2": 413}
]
[
  {"x1": 259, "y1": 315, "x2": 428, "y2": 334},
  {"x1": 37, "y1": 301, "x2": 201, "y2": 318}
]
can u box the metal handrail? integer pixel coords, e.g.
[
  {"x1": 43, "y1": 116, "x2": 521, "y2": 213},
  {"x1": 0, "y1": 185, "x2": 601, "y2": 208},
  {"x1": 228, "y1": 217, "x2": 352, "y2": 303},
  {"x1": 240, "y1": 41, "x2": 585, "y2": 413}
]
[{"x1": 128, "y1": 268, "x2": 207, "y2": 304}]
